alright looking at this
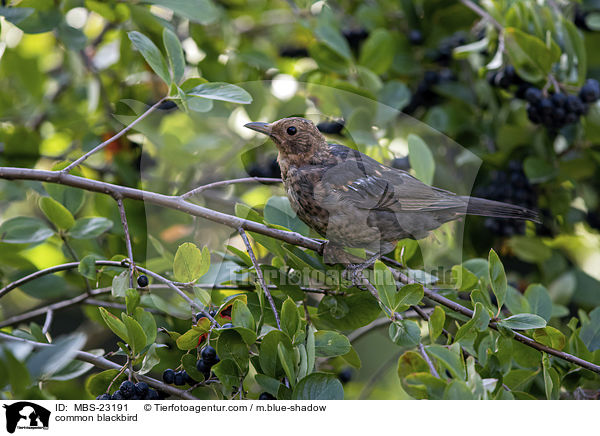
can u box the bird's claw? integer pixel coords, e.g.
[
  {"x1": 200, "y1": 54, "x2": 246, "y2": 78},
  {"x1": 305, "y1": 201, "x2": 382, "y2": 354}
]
[{"x1": 343, "y1": 263, "x2": 368, "y2": 287}]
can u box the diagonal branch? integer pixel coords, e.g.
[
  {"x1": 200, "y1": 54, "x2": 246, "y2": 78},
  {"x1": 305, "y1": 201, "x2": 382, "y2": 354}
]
[
  {"x1": 181, "y1": 177, "x2": 282, "y2": 200},
  {"x1": 238, "y1": 228, "x2": 281, "y2": 329},
  {"x1": 61, "y1": 97, "x2": 167, "y2": 173},
  {"x1": 460, "y1": 0, "x2": 503, "y2": 31},
  {"x1": 115, "y1": 196, "x2": 135, "y2": 287}
]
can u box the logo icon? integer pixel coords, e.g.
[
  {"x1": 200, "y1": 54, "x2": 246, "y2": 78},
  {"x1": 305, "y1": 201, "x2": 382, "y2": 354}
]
[{"x1": 2, "y1": 402, "x2": 50, "y2": 433}]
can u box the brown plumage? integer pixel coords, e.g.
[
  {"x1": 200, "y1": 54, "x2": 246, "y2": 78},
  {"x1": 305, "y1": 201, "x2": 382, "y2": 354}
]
[{"x1": 245, "y1": 117, "x2": 540, "y2": 260}]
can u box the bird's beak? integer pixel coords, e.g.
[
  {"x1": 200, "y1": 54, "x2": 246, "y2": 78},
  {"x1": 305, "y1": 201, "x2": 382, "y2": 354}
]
[{"x1": 244, "y1": 122, "x2": 272, "y2": 136}]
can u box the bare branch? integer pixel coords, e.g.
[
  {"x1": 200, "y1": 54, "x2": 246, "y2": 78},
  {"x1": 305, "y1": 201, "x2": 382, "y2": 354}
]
[
  {"x1": 181, "y1": 177, "x2": 282, "y2": 200},
  {"x1": 460, "y1": 0, "x2": 503, "y2": 31},
  {"x1": 61, "y1": 97, "x2": 167, "y2": 174},
  {"x1": 115, "y1": 197, "x2": 135, "y2": 287},
  {"x1": 418, "y1": 343, "x2": 440, "y2": 378},
  {"x1": 42, "y1": 310, "x2": 53, "y2": 335},
  {"x1": 0, "y1": 332, "x2": 196, "y2": 400},
  {"x1": 239, "y1": 228, "x2": 281, "y2": 329}
]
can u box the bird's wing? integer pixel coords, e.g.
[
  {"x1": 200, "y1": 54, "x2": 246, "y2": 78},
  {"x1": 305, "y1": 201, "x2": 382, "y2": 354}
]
[{"x1": 317, "y1": 143, "x2": 466, "y2": 212}]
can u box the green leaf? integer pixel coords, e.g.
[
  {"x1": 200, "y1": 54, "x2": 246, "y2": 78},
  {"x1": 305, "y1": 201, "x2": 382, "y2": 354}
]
[
  {"x1": 504, "y1": 27, "x2": 561, "y2": 82},
  {"x1": 111, "y1": 271, "x2": 128, "y2": 298},
  {"x1": 121, "y1": 314, "x2": 147, "y2": 355},
  {"x1": 186, "y1": 82, "x2": 252, "y2": 104},
  {"x1": 407, "y1": 134, "x2": 434, "y2": 185},
  {"x1": 292, "y1": 373, "x2": 344, "y2": 400},
  {"x1": 231, "y1": 300, "x2": 255, "y2": 331},
  {"x1": 162, "y1": 28, "x2": 185, "y2": 85},
  {"x1": 0, "y1": 7, "x2": 34, "y2": 24},
  {"x1": 263, "y1": 196, "x2": 309, "y2": 235},
  {"x1": 128, "y1": 31, "x2": 171, "y2": 85},
  {"x1": 43, "y1": 167, "x2": 85, "y2": 214},
  {"x1": 314, "y1": 25, "x2": 351, "y2": 60},
  {"x1": 359, "y1": 29, "x2": 394, "y2": 74},
  {"x1": 259, "y1": 330, "x2": 293, "y2": 378},
  {"x1": 217, "y1": 329, "x2": 249, "y2": 372},
  {"x1": 211, "y1": 359, "x2": 239, "y2": 391},
  {"x1": 533, "y1": 326, "x2": 566, "y2": 350},
  {"x1": 78, "y1": 255, "x2": 97, "y2": 281},
  {"x1": 0, "y1": 217, "x2": 54, "y2": 244},
  {"x1": 281, "y1": 298, "x2": 300, "y2": 338},
  {"x1": 277, "y1": 343, "x2": 296, "y2": 387},
  {"x1": 426, "y1": 344, "x2": 465, "y2": 380},
  {"x1": 173, "y1": 242, "x2": 206, "y2": 283},
  {"x1": 314, "y1": 331, "x2": 351, "y2": 357},
  {"x1": 389, "y1": 320, "x2": 421, "y2": 347},
  {"x1": 395, "y1": 283, "x2": 424, "y2": 311},
  {"x1": 501, "y1": 313, "x2": 547, "y2": 330},
  {"x1": 98, "y1": 307, "x2": 128, "y2": 343},
  {"x1": 373, "y1": 261, "x2": 397, "y2": 311},
  {"x1": 143, "y1": 0, "x2": 219, "y2": 24},
  {"x1": 68, "y1": 217, "x2": 113, "y2": 239},
  {"x1": 86, "y1": 369, "x2": 126, "y2": 396},
  {"x1": 428, "y1": 306, "x2": 445, "y2": 342},
  {"x1": 317, "y1": 293, "x2": 380, "y2": 330},
  {"x1": 455, "y1": 302, "x2": 489, "y2": 342},
  {"x1": 27, "y1": 333, "x2": 86, "y2": 380},
  {"x1": 341, "y1": 346, "x2": 361, "y2": 369},
  {"x1": 39, "y1": 196, "x2": 74, "y2": 230},
  {"x1": 451, "y1": 265, "x2": 478, "y2": 291},
  {"x1": 580, "y1": 307, "x2": 600, "y2": 351},
  {"x1": 488, "y1": 249, "x2": 507, "y2": 312},
  {"x1": 397, "y1": 350, "x2": 429, "y2": 379},
  {"x1": 444, "y1": 380, "x2": 474, "y2": 399},
  {"x1": 139, "y1": 343, "x2": 161, "y2": 375},
  {"x1": 506, "y1": 236, "x2": 552, "y2": 263},
  {"x1": 255, "y1": 373, "x2": 281, "y2": 396},
  {"x1": 181, "y1": 353, "x2": 204, "y2": 383},
  {"x1": 125, "y1": 288, "x2": 140, "y2": 315},
  {"x1": 524, "y1": 284, "x2": 552, "y2": 321},
  {"x1": 175, "y1": 318, "x2": 210, "y2": 350}
]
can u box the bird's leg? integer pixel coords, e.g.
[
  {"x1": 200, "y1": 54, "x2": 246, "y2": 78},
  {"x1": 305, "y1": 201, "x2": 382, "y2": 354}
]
[{"x1": 343, "y1": 252, "x2": 382, "y2": 287}]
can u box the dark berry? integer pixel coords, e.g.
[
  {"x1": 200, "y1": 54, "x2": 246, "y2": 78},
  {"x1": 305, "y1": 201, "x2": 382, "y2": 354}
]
[
  {"x1": 565, "y1": 112, "x2": 578, "y2": 124},
  {"x1": 553, "y1": 107, "x2": 566, "y2": 124},
  {"x1": 146, "y1": 389, "x2": 160, "y2": 400},
  {"x1": 527, "y1": 105, "x2": 541, "y2": 124},
  {"x1": 119, "y1": 380, "x2": 135, "y2": 399},
  {"x1": 157, "y1": 100, "x2": 177, "y2": 111},
  {"x1": 174, "y1": 371, "x2": 186, "y2": 386},
  {"x1": 539, "y1": 98, "x2": 553, "y2": 115},
  {"x1": 183, "y1": 370, "x2": 196, "y2": 385},
  {"x1": 525, "y1": 87, "x2": 543, "y2": 104},
  {"x1": 136, "y1": 274, "x2": 148, "y2": 287},
  {"x1": 258, "y1": 392, "x2": 276, "y2": 400},
  {"x1": 439, "y1": 68, "x2": 455, "y2": 82},
  {"x1": 201, "y1": 346, "x2": 218, "y2": 363},
  {"x1": 111, "y1": 391, "x2": 124, "y2": 400},
  {"x1": 408, "y1": 29, "x2": 424, "y2": 45},
  {"x1": 268, "y1": 158, "x2": 281, "y2": 178},
  {"x1": 504, "y1": 65, "x2": 516, "y2": 83},
  {"x1": 551, "y1": 93, "x2": 567, "y2": 108},
  {"x1": 247, "y1": 163, "x2": 268, "y2": 178},
  {"x1": 338, "y1": 368, "x2": 353, "y2": 384},
  {"x1": 134, "y1": 382, "x2": 149, "y2": 397},
  {"x1": 195, "y1": 312, "x2": 206, "y2": 323},
  {"x1": 575, "y1": 7, "x2": 590, "y2": 31},
  {"x1": 279, "y1": 46, "x2": 309, "y2": 58},
  {"x1": 96, "y1": 393, "x2": 111, "y2": 400},
  {"x1": 162, "y1": 369, "x2": 175, "y2": 384},
  {"x1": 497, "y1": 72, "x2": 511, "y2": 88},
  {"x1": 209, "y1": 309, "x2": 217, "y2": 317},
  {"x1": 566, "y1": 95, "x2": 585, "y2": 115},
  {"x1": 424, "y1": 70, "x2": 440, "y2": 85},
  {"x1": 317, "y1": 120, "x2": 345, "y2": 135},
  {"x1": 579, "y1": 79, "x2": 600, "y2": 103},
  {"x1": 391, "y1": 157, "x2": 410, "y2": 171},
  {"x1": 342, "y1": 28, "x2": 369, "y2": 51}
]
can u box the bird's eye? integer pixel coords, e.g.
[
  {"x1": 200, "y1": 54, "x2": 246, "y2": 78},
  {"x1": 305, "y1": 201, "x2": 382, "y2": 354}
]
[{"x1": 286, "y1": 126, "x2": 297, "y2": 136}]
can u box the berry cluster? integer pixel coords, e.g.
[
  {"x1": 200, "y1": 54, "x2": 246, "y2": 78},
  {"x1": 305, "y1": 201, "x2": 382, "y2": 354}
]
[
  {"x1": 404, "y1": 68, "x2": 456, "y2": 114},
  {"x1": 432, "y1": 32, "x2": 467, "y2": 66},
  {"x1": 196, "y1": 345, "x2": 220, "y2": 379},
  {"x1": 525, "y1": 79, "x2": 599, "y2": 129},
  {"x1": 488, "y1": 65, "x2": 600, "y2": 129},
  {"x1": 162, "y1": 368, "x2": 197, "y2": 386},
  {"x1": 96, "y1": 381, "x2": 166, "y2": 400},
  {"x1": 475, "y1": 161, "x2": 537, "y2": 237}
]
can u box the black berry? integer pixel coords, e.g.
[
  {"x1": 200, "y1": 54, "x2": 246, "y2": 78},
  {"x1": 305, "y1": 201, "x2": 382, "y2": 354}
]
[
  {"x1": 183, "y1": 370, "x2": 196, "y2": 385},
  {"x1": 338, "y1": 368, "x2": 353, "y2": 384},
  {"x1": 174, "y1": 371, "x2": 186, "y2": 386},
  {"x1": 317, "y1": 120, "x2": 345, "y2": 135},
  {"x1": 119, "y1": 380, "x2": 135, "y2": 399},
  {"x1": 96, "y1": 393, "x2": 111, "y2": 400},
  {"x1": 579, "y1": 79, "x2": 600, "y2": 103},
  {"x1": 111, "y1": 391, "x2": 124, "y2": 400},
  {"x1": 134, "y1": 382, "x2": 149, "y2": 397},
  {"x1": 525, "y1": 87, "x2": 543, "y2": 105},
  {"x1": 201, "y1": 346, "x2": 218, "y2": 363},
  {"x1": 408, "y1": 29, "x2": 424, "y2": 45},
  {"x1": 391, "y1": 157, "x2": 410, "y2": 171},
  {"x1": 146, "y1": 389, "x2": 160, "y2": 400},
  {"x1": 566, "y1": 95, "x2": 585, "y2": 115},
  {"x1": 162, "y1": 369, "x2": 175, "y2": 384},
  {"x1": 136, "y1": 275, "x2": 148, "y2": 287},
  {"x1": 258, "y1": 392, "x2": 276, "y2": 400}
]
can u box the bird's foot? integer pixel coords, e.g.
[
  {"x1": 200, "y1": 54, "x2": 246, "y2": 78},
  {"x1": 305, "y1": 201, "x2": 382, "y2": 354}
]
[{"x1": 342, "y1": 252, "x2": 381, "y2": 287}]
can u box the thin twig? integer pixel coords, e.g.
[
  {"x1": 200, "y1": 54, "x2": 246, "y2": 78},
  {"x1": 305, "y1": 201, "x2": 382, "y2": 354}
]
[
  {"x1": 418, "y1": 343, "x2": 440, "y2": 378},
  {"x1": 181, "y1": 177, "x2": 282, "y2": 200},
  {"x1": 115, "y1": 197, "x2": 135, "y2": 287},
  {"x1": 42, "y1": 310, "x2": 53, "y2": 334},
  {"x1": 238, "y1": 228, "x2": 281, "y2": 329},
  {"x1": 0, "y1": 332, "x2": 195, "y2": 399},
  {"x1": 61, "y1": 97, "x2": 167, "y2": 173},
  {"x1": 460, "y1": 0, "x2": 503, "y2": 31}
]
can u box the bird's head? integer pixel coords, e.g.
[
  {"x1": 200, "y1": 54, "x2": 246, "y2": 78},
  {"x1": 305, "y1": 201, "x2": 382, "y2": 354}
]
[{"x1": 244, "y1": 117, "x2": 326, "y2": 156}]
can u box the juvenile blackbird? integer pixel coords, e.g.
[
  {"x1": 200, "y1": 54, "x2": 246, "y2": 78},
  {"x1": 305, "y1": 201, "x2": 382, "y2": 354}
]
[{"x1": 245, "y1": 117, "x2": 540, "y2": 264}]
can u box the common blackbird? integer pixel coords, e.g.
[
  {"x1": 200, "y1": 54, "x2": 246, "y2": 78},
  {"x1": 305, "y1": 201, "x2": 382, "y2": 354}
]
[{"x1": 245, "y1": 117, "x2": 540, "y2": 264}]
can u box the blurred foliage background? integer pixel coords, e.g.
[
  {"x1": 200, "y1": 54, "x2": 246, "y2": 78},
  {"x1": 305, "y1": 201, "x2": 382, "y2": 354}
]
[{"x1": 1, "y1": 0, "x2": 600, "y2": 400}]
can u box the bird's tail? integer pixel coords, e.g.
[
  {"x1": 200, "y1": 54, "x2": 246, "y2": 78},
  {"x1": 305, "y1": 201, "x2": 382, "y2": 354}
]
[{"x1": 461, "y1": 196, "x2": 541, "y2": 223}]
